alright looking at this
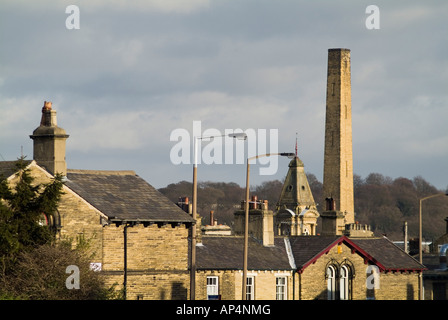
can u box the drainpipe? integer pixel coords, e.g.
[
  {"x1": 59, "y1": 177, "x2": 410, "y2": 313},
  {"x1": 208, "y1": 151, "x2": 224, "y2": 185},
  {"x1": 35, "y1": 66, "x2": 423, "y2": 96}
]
[{"x1": 123, "y1": 223, "x2": 130, "y2": 300}]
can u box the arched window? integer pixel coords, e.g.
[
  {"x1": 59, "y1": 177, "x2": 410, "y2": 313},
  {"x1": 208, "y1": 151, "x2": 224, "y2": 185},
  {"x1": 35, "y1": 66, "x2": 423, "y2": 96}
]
[
  {"x1": 326, "y1": 265, "x2": 336, "y2": 300},
  {"x1": 37, "y1": 210, "x2": 62, "y2": 234},
  {"x1": 340, "y1": 265, "x2": 350, "y2": 300},
  {"x1": 38, "y1": 213, "x2": 49, "y2": 226}
]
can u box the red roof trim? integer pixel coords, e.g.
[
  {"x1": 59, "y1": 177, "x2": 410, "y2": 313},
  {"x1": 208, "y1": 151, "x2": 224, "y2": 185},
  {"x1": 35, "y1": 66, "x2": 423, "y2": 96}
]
[{"x1": 298, "y1": 236, "x2": 389, "y2": 273}]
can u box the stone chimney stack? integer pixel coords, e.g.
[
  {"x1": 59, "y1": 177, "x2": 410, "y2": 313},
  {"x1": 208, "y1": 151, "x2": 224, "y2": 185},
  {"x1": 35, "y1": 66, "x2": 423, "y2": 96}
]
[
  {"x1": 323, "y1": 48, "x2": 355, "y2": 225},
  {"x1": 234, "y1": 197, "x2": 274, "y2": 246},
  {"x1": 30, "y1": 101, "x2": 69, "y2": 176}
]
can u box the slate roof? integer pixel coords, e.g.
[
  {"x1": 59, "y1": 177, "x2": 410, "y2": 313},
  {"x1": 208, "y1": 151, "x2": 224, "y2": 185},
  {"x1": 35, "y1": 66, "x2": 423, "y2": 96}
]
[
  {"x1": 65, "y1": 169, "x2": 194, "y2": 224},
  {"x1": 196, "y1": 235, "x2": 426, "y2": 272},
  {"x1": 288, "y1": 235, "x2": 425, "y2": 273},
  {"x1": 288, "y1": 236, "x2": 341, "y2": 270},
  {"x1": 196, "y1": 236, "x2": 292, "y2": 270},
  {"x1": 0, "y1": 160, "x2": 33, "y2": 180},
  {"x1": 351, "y1": 237, "x2": 425, "y2": 271}
]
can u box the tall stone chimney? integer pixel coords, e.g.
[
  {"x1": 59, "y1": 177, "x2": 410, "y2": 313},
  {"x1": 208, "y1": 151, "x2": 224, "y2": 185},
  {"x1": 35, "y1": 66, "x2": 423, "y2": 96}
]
[
  {"x1": 30, "y1": 101, "x2": 69, "y2": 176},
  {"x1": 322, "y1": 48, "x2": 355, "y2": 225}
]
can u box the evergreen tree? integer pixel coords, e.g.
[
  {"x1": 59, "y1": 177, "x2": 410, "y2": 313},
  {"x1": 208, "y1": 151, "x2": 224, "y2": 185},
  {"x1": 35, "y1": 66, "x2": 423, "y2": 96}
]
[
  {"x1": 0, "y1": 158, "x2": 120, "y2": 300},
  {"x1": 0, "y1": 158, "x2": 64, "y2": 281}
]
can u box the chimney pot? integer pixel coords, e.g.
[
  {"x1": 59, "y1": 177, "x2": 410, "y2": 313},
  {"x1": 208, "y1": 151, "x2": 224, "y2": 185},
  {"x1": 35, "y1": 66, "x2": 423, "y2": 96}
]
[
  {"x1": 43, "y1": 101, "x2": 52, "y2": 110},
  {"x1": 210, "y1": 210, "x2": 214, "y2": 226},
  {"x1": 263, "y1": 200, "x2": 268, "y2": 210},
  {"x1": 251, "y1": 195, "x2": 258, "y2": 209}
]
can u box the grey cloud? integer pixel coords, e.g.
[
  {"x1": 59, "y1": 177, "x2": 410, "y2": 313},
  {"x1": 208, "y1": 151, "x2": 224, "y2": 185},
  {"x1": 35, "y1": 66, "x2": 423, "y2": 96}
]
[{"x1": 1, "y1": 1, "x2": 447, "y2": 189}]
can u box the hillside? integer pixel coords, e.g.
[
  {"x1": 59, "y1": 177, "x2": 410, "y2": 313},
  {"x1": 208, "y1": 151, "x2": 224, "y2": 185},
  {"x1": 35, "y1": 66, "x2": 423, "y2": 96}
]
[{"x1": 158, "y1": 173, "x2": 448, "y2": 241}]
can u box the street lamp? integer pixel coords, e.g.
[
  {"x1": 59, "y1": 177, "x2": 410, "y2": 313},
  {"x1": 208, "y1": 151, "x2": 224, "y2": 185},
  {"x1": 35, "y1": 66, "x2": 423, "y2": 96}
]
[
  {"x1": 241, "y1": 152, "x2": 295, "y2": 300},
  {"x1": 190, "y1": 132, "x2": 247, "y2": 300},
  {"x1": 418, "y1": 192, "x2": 448, "y2": 300}
]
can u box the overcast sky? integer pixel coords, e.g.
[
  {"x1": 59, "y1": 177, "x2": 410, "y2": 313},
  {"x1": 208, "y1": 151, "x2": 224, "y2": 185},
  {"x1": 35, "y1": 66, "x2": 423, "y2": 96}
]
[{"x1": 1, "y1": 0, "x2": 447, "y2": 191}]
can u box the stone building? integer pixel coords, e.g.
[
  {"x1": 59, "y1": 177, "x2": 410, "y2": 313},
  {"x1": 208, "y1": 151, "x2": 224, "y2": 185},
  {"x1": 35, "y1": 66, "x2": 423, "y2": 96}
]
[
  {"x1": 195, "y1": 222, "x2": 424, "y2": 300},
  {"x1": 275, "y1": 155, "x2": 319, "y2": 236},
  {"x1": 1, "y1": 102, "x2": 195, "y2": 300},
  {"x1": 192, "y1": 154, "x2": 424, "y2": 300},
  {"x1": 195, "y1": 236, "x2": 293, "y2": 300},
  {"x1": 1, "y1": 49, "x2": 430, "y2": 300}
]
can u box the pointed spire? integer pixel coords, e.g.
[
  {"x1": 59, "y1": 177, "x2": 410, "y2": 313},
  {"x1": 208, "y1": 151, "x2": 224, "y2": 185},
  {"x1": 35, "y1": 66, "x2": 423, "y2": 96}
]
[{"x1": 276, "y1": 145, "x2": 319, "y2": 235}]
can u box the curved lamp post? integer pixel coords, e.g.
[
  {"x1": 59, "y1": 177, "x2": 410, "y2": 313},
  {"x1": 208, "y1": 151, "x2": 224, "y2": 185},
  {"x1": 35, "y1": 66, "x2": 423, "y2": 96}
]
[
  {"x1": 190, "y1": 132, "x2": 247, "y2": 300},
  {"x1": 241, "y1": 152, "x2": 295, "y2": 300}
]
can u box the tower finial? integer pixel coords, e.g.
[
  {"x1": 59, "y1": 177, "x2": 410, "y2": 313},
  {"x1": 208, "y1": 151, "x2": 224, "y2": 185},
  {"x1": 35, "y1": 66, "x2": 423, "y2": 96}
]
[{"x1": 295, "y1": 132, "x2": 298, "y2": 157}]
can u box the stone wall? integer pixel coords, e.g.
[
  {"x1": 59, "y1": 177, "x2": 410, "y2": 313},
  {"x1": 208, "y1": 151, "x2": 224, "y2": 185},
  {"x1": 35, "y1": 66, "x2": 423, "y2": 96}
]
[
  {"x1": 11, "y1": 163, "x2": 191, "y2": 300},
  {"x1": 102, "y1": 223, "x2": 191, "y2": 300},
  {"x1": 196, "y1": 270, "x2": 293, "y2": 300}
]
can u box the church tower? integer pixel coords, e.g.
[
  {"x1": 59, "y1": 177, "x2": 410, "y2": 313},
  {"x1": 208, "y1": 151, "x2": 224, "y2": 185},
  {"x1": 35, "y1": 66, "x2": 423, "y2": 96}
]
[
  {"x1": 322, "y1": 48, "x2": 354, "y2": 226},
  {"x1": 30, "y1": 101, "x2": 69, "y2": 176}
]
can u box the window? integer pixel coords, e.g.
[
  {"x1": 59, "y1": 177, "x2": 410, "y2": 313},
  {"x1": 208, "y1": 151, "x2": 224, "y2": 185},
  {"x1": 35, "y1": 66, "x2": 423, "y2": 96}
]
[
  {"x1": 326, "y1": 262, "x2": 353, "y2": 300},
  {"x1": 246, "y1": 276, "x2": 255, "y2": 300},
  {"x1": 276, "y1": 277, "x2": 287, "y2": 300},
  {"x1": 340, "y1": 265, "x2": 350, "y2": 300},
  {"x1": 38, "y1": 213, "x2": 48, "y2": 226},
  {"x1": 207, "y1": 276, "x2": 219, "y2": 299},
  {"x1": 326, "y1": 265, "x2": 336, "y2": 300}
]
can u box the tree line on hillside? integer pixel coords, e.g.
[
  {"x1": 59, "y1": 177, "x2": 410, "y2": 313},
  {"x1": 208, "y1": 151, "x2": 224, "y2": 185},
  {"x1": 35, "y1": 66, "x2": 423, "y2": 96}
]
[{"x1": 158, "y1": 173, "x2": 448, "y2": 241}]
